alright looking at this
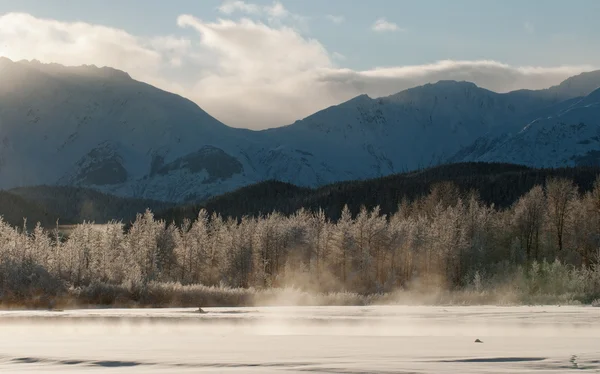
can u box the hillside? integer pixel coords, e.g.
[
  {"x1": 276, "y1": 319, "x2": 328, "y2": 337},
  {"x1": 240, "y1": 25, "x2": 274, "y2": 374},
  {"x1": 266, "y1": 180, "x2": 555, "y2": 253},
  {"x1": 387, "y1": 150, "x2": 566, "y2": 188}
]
[
  {"x1": 156, "y1": 162, "x2": 600, "y2": 224},
  {"x1": 9, "y1": 186, "x2": 174, "y2": 224},
  {"x1": 454, "y1": 87, "x2": 600, "y2": 166},
  {"x1": 0, "y1": 58, "x2": 262, "y2": 202},
  {"x1": 0, "y1": 191, "x2": 58, "y2": 228},
  {"x1": 256, "y1": 81, "x2": 579, "y2": 186}
]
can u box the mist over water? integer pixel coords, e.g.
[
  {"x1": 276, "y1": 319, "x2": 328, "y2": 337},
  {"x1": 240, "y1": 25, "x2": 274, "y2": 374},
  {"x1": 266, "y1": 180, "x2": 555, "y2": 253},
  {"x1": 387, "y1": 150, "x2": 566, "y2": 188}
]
[{"x1": 1, "y1": 306, "x2": 599, "y2": 373}]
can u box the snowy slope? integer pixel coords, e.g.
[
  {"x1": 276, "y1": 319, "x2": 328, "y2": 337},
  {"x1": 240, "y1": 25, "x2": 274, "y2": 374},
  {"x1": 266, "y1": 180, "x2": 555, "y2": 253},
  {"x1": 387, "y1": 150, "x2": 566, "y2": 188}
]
[
  {"x1": 0, "y1": 58, "x2": 266, "y2": 202},
  {"x1": 454, "y1": 88, "x2": 600, "y2": 167},
  {"x1": 1, "y1": 57, "x2": 600, "y2": 202},
  {"x1": 257, "y1": 80, "x2": 581, "y2": 186}
]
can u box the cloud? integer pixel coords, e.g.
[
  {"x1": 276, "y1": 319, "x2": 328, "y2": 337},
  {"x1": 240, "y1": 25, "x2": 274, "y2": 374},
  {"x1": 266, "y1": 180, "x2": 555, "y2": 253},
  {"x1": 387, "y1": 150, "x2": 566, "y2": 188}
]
[
  {"x1": 265, "y1": 2, "x2": 288, "y2": 18},
  {"x1": 0, "y1": 12, "x2": 194, "y2": 97},
  {"x1": 318, "y1": 61, "x2": 594, "y2": 100},
  {"x1": 217, "y1": 1, "x2": 294, "y2": 21},
  {"x1": 150, "y1": 36, "x2": 192, "y2": 67},
  {"x1": 0, "y1": 12, "x2": 594, "y2": 129},
  {"x1": 217, "y1": 0, "x2": 260, "y2": 15},
  {"x1": 0, "y1": 13, "x2": 160, "y2": 69},
  {"x1": 372, "y1": 18, "x2": 401, "y2": 32},
  {"x1": 326, "y1": 15, "x2": 345, "y2": 25},
  {"x1": 176, "y1": 15, "x2": 331, "y2": 126},
  {"x1": 332, "y1": 52, "x2": 346, "y2": 61},
  {"x1": 216, "y1": 1, "x2": 307, "y2": 31}
]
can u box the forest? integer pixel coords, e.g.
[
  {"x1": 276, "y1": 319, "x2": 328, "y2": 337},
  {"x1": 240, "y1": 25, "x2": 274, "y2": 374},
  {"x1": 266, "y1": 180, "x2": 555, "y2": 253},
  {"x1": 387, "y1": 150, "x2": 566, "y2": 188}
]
[
  {"x1": 1, "y1": 175, "x2": 600, "y2": 308},
  {"x1": 157, "y1": 163, "x2": 600, "y2": 224}
]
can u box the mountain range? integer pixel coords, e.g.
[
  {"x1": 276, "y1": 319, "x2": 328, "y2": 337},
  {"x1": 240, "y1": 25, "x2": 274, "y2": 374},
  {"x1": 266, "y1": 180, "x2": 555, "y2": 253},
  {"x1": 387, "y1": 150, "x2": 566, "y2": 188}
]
[{"x1": 1, "y1": 57, "x2": 600, "y2": 203}]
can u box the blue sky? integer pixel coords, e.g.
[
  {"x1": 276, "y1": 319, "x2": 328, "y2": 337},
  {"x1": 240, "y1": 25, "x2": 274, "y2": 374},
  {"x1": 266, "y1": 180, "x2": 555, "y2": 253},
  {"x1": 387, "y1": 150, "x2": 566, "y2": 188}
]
[
  {"x1": 0, "y1": 0, "x2": 598, "y2": 128},
  {"x1": 3, "y1": 0, "x2": 599, "y2": 68}
]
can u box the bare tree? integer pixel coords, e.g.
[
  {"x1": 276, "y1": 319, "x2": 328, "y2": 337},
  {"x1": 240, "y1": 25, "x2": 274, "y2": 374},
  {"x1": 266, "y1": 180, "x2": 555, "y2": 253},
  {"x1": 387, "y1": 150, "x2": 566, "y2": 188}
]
[
  {"x1": 545, "y1": 177, "x2": 578, "y2": 253},
  {"x1": 513, "y1": 186, "x2": 545, "y2": 263}
]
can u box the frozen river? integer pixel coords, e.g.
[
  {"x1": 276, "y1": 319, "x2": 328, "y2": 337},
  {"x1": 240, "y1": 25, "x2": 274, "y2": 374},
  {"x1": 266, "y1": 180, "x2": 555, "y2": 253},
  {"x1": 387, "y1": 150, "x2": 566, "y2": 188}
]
[{"x1": 0, "y1": 305, "x2": 598, "y2": 373}]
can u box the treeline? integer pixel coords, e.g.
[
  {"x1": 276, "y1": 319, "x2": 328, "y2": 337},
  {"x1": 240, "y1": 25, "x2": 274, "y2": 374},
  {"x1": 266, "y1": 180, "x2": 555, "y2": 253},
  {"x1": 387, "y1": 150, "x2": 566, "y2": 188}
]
[
  {"x1": 0, "y1": 191, "x2": 57, "y2": 228},
  {"x1": 4, "y1": 163, "x2": 599, "y2": 230},
  {"x1": 9, "y1": 185, "x2": 173, "y2": 225},
  {"x1": 157, "y1": 163, "x2": 600, "y2": 224},
  {"x1": 1, "y1": 176, "x2": 600, "y2": 307}
]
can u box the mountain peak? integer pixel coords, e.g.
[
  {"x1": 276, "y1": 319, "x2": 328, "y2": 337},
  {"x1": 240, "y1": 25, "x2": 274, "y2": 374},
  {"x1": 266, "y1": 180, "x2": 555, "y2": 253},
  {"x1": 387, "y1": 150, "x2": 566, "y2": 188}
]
[
  {"x1": 549, "y1": 69, "x2": 600, "y2": 99},
  {"x1": 429, "y1": 80, "x2": 478, "y2": 88},
  {"x1": 346, "y1": 93, "x2": 372, "y2": 104},
  {"x1": 385, "y1": 79, "x2": 487, "y2": 102},
  {"x1": 0, "y1": 57, "x2": 133, "y2": 81}
]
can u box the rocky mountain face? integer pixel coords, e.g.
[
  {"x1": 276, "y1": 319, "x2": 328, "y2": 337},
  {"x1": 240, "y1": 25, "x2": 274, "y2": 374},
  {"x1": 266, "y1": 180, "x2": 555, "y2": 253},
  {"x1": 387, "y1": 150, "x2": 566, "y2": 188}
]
[{"x1": 1, "y1": 57, "x2": 599, "y2": 202}]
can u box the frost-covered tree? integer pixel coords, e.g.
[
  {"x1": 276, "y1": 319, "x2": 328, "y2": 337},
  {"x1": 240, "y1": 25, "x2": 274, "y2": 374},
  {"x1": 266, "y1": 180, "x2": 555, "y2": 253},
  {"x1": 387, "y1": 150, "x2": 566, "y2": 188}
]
[
  {"x1": 126, "y1": 210, "x2": 166, "y2": 283},
  {"x1": 173, "y1": 218, "x2": 193, "y2": 284},
  {"x1": 512, "y1": 185, "x2": 546, "y2": 263},
  {"x1": 572, "y1": 177, "x2": 600, "y2": 266},
  {"x1": 329, "y1": 205, "x2": 355, "y2": 289},
  {"x1": 188, "y1": 210, "x2": 210, "y2": 283},
  {"x1": 309, "y1": 209, "x2": 331, "y2": 284},
  {"x1": 203, "y1": 212, "x2": 226, "y2": 286},
  {"x1": 4, "y1": 174, "x2": 600, "y2": 304},
  {"x1": 387, "y1": 207, "x2": 411, "y2": 287},
  {"x1": 462, "y1": 193, "x2": 496, "y2": 280},
  {"x1": 426, "y1": 201, "x2": 468, "y2": 287},
  {"x1": 99, "y1": 222, "x2": 126, "y2": 282},
  {"x1": 545, "y1": 177, "x2": 578, "y2": 254},
  {"x1": 223, "y1": 216, "x2": 254, "y2": 287}
]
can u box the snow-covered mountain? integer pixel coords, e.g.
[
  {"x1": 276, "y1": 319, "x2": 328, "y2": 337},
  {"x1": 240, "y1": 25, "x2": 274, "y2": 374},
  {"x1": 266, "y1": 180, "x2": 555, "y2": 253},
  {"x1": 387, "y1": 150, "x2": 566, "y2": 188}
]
[
  {"x1": 453, "y1": 87, "x2": 600, "y2": 167},
  {"x1": 267, "y1": 71, "x2": 600, "y2": 185},
  {"x1": 1, "y1": 57, "x2": 600, "y2": 202},
  {"x1": 0, "y1": 58, "x2": 266, "y2": 202},
  {"x1": 257, "y1": 79, "x2": 595, "y2": 186}
]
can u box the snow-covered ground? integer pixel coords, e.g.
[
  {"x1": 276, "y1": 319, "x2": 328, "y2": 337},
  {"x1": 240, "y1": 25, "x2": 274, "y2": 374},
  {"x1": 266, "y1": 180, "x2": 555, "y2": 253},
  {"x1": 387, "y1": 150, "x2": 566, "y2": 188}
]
[{"x1": 0, "y1": 306, "x2": 598, "y2": 373}]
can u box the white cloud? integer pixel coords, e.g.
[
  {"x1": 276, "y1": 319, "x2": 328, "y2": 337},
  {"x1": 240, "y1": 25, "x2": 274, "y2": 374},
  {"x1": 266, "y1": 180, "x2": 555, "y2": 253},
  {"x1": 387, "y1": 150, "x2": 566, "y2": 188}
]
[
  {"x1": 0, "y1": 12, "x2": 199, "y2": 98},
  {"x1": 372, "y1": 18, "x2": 400, "y2": 32},
  {"x1": 216, "y1": 1, "x2": 307, "y2": 31},
  {"x1": 326, "y1": 15, "x2": 345, "y2": 25},
  {"x1": 0, "y1": 13, "x2": 167, "y2": 82},
  {"x1": 0, "y1": 12, "x2": 594, "y2": 129},
  {"x1": 265, "y1": 2, "x2": 288, "y2": 18},
  {"x1": 175, "y1": 15, "x2": 331, "y2": 126},
  {"x1": 318, "y1": 61, "x2": 593, "y2": 100},
  {"x1": 217, "y1": 1, "x2": 293, "y2": 20},
  {"x1": 150, "y1": 36, "x2": 192, "y2": 67},
  {"x1": 217, "y1": 0, "x2": 260, "y2": 15}
]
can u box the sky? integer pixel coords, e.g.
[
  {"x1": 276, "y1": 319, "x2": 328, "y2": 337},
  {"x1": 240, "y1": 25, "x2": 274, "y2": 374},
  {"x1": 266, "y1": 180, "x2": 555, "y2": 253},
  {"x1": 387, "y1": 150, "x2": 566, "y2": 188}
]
[{"x1": 0, "y1": 0, "x2": 599, "y2": 129}]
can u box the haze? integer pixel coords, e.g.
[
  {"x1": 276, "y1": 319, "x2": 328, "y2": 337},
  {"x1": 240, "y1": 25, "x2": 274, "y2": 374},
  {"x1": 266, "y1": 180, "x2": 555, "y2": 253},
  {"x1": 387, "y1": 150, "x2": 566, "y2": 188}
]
[{"x1": 1, "y1": 306, "x2": 599, "y2": 373}]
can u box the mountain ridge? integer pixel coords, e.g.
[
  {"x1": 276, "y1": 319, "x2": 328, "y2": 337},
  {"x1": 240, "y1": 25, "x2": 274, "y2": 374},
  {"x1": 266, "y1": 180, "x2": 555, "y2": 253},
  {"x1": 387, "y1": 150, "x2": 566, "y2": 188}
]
[
  {"x1": 2, "y1": 57, "x2": 600, "y2": 202},
  {"x1": 452, "y1": 87, "x2": 600, "y2": 167}
]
